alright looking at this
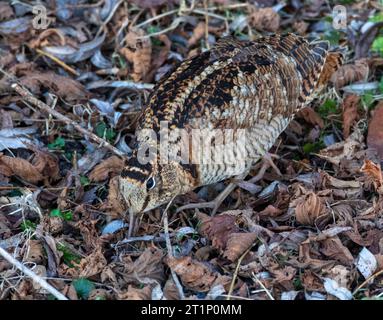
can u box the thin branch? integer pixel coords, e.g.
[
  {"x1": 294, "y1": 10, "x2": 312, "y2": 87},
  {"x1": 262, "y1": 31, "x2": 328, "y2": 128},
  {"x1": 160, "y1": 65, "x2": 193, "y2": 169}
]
[
  {"x1": 0, "y1": 246, "x2": 68, "y2": 300},
  {"x1": 11, "y1": 83, "x2": 124, "y2": 157},
  {"x1": 162, "y1": 197, "x2": 185, "y2": 300},
  {"x1": 227, "y1": 247, "x2": 251, "y2": 300}
]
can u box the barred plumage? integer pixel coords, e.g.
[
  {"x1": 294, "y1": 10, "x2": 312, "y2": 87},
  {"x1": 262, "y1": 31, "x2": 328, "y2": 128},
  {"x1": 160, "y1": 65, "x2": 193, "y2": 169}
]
[{"x1": 119, "y1": 33, "x2": 342, "y2": 214}]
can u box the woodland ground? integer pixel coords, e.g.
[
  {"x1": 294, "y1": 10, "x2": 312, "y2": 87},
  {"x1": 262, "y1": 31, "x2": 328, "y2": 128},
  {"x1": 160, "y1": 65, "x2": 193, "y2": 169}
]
[{"x1": 0, "y1": 0, "x2": 383, "y2": 300}]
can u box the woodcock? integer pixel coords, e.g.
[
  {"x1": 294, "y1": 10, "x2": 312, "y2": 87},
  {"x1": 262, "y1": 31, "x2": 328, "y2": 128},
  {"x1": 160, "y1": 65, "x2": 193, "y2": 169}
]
[{"x1": 118, "y1": 33, "x2": 342, "y2": 216}]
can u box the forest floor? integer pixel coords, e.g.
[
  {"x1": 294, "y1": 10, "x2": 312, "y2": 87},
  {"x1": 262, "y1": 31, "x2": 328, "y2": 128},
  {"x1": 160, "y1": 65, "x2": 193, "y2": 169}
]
[{"x1": 1, "y1": 0, "x2": 383, "y2": 300}]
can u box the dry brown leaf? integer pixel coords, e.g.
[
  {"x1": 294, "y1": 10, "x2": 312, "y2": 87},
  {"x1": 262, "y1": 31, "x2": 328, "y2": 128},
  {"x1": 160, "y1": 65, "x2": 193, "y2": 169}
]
[
  {"x1": 248, "y1": 7, "x2": 280, "y2": 32},
  {"x1": 19, "y1": 72, "x2": 89, "y2": 102},
  {"x1": 104, "y1": 176, "x2": 127, "y2": 218},
  {"x1": 122, "y1": 247, "x2": 165, "y2": 284},
  {"x1": 23, "y1": 240, "x2": 44, "y2": 264},
  {"x1": 318, "y1": 128, "x2": 364, "y2": 166},
  {"x1": 223, "y1": 232, "x2": 257, "y2": 262},
  {"x1": 0, "y1": 154, "x2": 43, "y2": 183},
  {"x1": 188, "y1": 22, "x2": 206, "y2": 47},
  {"x1": 270, "y1": 265, "x2": 296, "y2": 290},
  {"x1": 0, "y1": 2, "x2": 13, "y2": 21},
  {"x1": 331, "y1": 58, "x2": 369, "y2": 89},
  {"x1": 342, "y1": 95, "x2": 360, "y2": 139},
  {"x1": 367, "y1": 102, "x2": 383, "y2": 160},
  {"x1": 326, "y1": 265, "x2": 352, "y2": 288},
  {"x1": 320, "y1": 170, "x2": 361, "y2": 189},
  {"x1": 294, "y1": 192, "x2": 328, "y2": 226},
  {"x1": 258, "y1": 205, "x2": 283, "y2": 219},
  {"x1": 118, "y1": 285, "x2": 152, "y2": 300},
  {"x1": 292, "y1": 21, "x2": 308, "y2": 35},
  {"x1": 298, "y1": 107, "x2": 324, "y2": 128},
  {"x1": 78, "y1": 247, "x2": 107, "y2": 278},
  {"x1": 163, "y1": 277, "x2": 180, "y2": 300},
  {"x1": 89, "y1": 156, "x2": 124, "y2": 182},
  {"x1": 120, "y1": 28, "x2": 152, "y2": 82},
  {"x1": 319, "y1": 236, "x2": 354, "y2": 265},
  {"x1": 361, "y1": 159, "x2": 383, "y2": 193},
  {"x1": 198, "y1": 213, "x2": 239, "y2": 251},
  {"x1": 88, "y1": 289, "x2": 110, "y2": 300},
  {"x1": 166, "y1": 256, "x2": 217, "y2": 292}
]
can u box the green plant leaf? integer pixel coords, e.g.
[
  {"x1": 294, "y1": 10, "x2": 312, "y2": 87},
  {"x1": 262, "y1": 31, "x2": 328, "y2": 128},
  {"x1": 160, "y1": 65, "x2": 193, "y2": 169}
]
[
  {"x1": 48, "y1": 137, "x2": 65, "y2": 150},
  {"x1": 73, "y1": 278, "x2": 95, "y2": 300},
  {"x1": 50, "y1": 208, "x2": 63, "y2": 218}
]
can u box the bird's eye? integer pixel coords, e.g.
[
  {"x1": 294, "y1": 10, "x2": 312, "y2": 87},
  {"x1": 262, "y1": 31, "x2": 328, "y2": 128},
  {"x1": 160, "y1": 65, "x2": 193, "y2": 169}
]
[{"x1": 146, "y1": 177, "x2": 156, "y2": 190}]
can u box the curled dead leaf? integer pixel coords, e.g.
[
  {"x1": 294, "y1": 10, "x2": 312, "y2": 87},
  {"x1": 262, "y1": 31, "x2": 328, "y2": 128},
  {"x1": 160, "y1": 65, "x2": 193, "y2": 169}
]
[
  {"x1": 331, "y1": 59, "x2": 369, "y2": 89},
  {"x1": 118, "y1": 285, "x2": 152, "y2": 300},
  {"x1": 0, "y1": 153, "x2": 43, "y2": 183},
  {"x1": 166, "y1": 256, "x2": 217, "y2": 292},
  {"x1": 89, "y1": 156, "x2": 124, "y2": 182},
  {"x1": 223, "y1": 232, "x2": 257, "y2": 262},
  {"x1": 104, "y1": 176, "x2": 128, "y2": 218},
  {"x1": 361, "y1": 160, "x2": 383, "y2": 194},
  {"x1": 122, "y1": 247, "x2": 165, "y2": 284},
  {"x1": 298, "y1": 107, "x2": 324, "y2": 128},
  {"x1": 120, "y1": 28, "x2": 152, "y2": 82},
  {"x1": 198, "y1": 213, "x2": 239, "y2": 251},
  {"x1": 248, "y1": 7, "x2": 280, "y2": 32},
  {"x1": 19, "y1": 71, "x2": 89, "y2": 102},
  {"x1": 294, "y1": 192, "x2": 328, "y2": 226},
  {"x1": 188, "y1": 22, "x2": 206, "y2": 47},
  {"x1": 342, "y1": 95, "x2": 360, "y2": 139},
  {"x1": 78, "y1": 247, "x2": 107, "y2": 278}
]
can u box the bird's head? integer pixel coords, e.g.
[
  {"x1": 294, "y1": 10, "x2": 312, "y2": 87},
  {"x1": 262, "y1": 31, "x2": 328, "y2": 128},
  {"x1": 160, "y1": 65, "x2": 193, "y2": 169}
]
[{"x1": 118, "y1": 153, "x2": 197, "y2": 215}]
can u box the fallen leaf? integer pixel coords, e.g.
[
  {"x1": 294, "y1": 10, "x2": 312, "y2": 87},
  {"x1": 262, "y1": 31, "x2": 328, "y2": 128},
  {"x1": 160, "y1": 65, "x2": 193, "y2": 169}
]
[
  {"x1": 223, "y1": 232, "x2": 257, "y2": 262},
  {"x1": 166, "y1": 256, "x2": 217, "y2": 292},
  {"x1": 331, "y1": 58, "x2": 369, "y2": 89},
  {"x1": 89, "y1": 156, "x2": 124, "y2": 182},
  {"x1": 298, "y1": 107, "x2": 324, "y2": 128},
  {"x1": 323, "y1": 278, "x2": 352, "y2": 300},
  {"x1": 19, "y1": 71, "x2": 89, "y2": 102},
  {"x1": 342, "y1": 95, "x2": 360, "y2": 139},
  {"x1": 356, "y1": 247, "x2": 377, "y2": 279},
  {"x1": 23, "y1": 240, "x2": 44, "y2": 264},
  {"x1": 198, "y1": 213, "x2": 239, "y2": 251},
  {"x1": 188, "y1": 22, "x2": 206, "y2": 47},
  {"x1": 78, "y1": 248, "x2": 107, "y2": 278},
  {"x1": 122, "y1": 247, "x2": 165, "y2": 284},
  {"x1": 120, "y1": 28, "x2": 152, "y2": 82},
  {"x1": 293, "y1": 192, "x2": 328, "y2": 226},
  {"x1": 361, "y1": 160, "x2": 383, "y2": 194},
  {"x1": 0, "y1": 2, "x2": 13, "y2": 21},
  {"x1": 367, "y1": 102, "x2": 383, "y2": 160},
  {"x1": 118, "y1": 285, "x2": 152, "y2": 300},
  {"x1": 319, "y1": 236, "x2": 354, "y2": 265},
  {"x1": 248, "y1": 7, "x2": 280, "y2": 32},
  {"x1": 0, "y1": 154, "x2": 43, "y2": 183}
]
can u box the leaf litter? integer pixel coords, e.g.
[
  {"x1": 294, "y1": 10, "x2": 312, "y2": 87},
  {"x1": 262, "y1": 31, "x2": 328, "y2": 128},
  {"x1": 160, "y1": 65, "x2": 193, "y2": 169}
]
[{"x1": 0, "y1": 0, "x2": 383, "y2": 301}]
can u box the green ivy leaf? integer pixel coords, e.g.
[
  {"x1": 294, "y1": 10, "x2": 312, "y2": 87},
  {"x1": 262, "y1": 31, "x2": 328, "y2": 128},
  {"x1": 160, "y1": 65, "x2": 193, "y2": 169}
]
[
  {"x1": 73, "y1": 278, "x2": 95, "y2": 300},
  {"x1": 50, "y1": 208, "x2": 63, "y2": 218},
  {"x1": 48, "y1": 137, "x2": 65, "y2": 150}
]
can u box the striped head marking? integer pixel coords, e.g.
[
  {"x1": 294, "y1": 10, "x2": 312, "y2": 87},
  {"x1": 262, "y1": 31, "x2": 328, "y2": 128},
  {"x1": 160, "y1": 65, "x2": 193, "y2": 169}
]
[{"x1": 118, "y1": 155, "x2": 196, "y2": 214}]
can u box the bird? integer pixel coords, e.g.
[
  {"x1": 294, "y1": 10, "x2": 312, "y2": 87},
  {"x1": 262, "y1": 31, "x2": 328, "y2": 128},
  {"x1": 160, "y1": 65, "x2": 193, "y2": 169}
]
[{"x1": 118, "y1": 33, "x2": 342, "y2": 219}]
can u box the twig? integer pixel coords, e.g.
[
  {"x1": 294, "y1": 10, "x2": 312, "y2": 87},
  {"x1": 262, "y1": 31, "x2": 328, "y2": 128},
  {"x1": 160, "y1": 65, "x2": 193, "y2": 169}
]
[
  {"x1": 35, "y1": 48, "x2": 79, "y2": 76},
  {"x1": 227, "y1": 247, "x2": 251, "y2": 300},
  {"x1": 251, "y1": 272, "x2": 275, "y2": 300},
  {"x1": 0, "y1": 246, "x2": 68, "y2": 300},
  {"x1": 353, "y1": 268, "x2": 383, "y2": 296},
  {"x1": 162, "y1": 197, "x2": 185, "y2": 300},
  {"x1": 11, "y1": 83, "x2": 124, "y2": 157}
]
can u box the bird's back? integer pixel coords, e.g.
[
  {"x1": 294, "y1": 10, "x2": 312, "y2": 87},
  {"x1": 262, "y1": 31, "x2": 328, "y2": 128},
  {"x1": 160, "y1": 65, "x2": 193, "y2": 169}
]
[{"x1": 134, "y1": 33, "x2": 342, "y2": 185}]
